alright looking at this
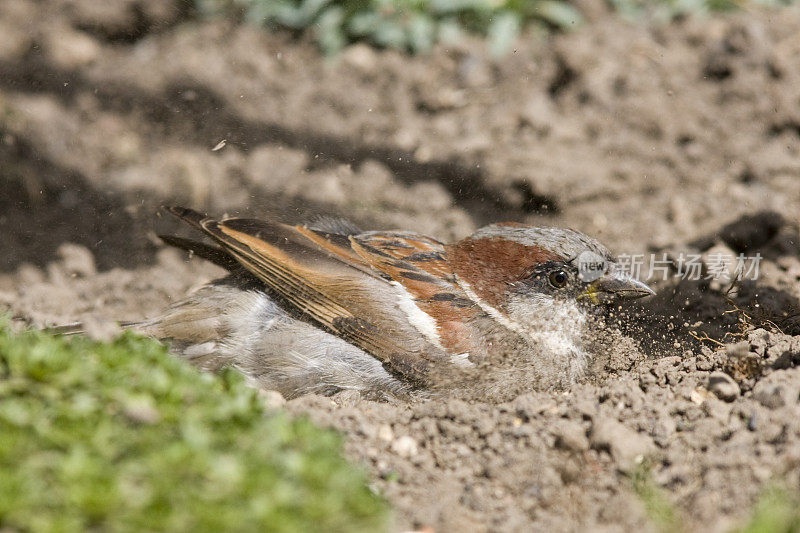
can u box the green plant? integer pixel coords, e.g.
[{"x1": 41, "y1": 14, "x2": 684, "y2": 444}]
[
  {"x1": 630, "y1": 462, "x2": 685, "y2": 533},
  {"x1": 736, "y1": 486, "x2": 800, "y2": 533},
  {"x1": 196, "y1": 0, "x2": 799, "y2": 56},
  {"x1": 0, "y1": 325, "x2": 388, "y2": 532},
  {"x1": 202, "y1": 0, "x2": 583, "y2": 55},
  {"x1": 609, "y1": 0, "x2": 795, "y2": 21}
]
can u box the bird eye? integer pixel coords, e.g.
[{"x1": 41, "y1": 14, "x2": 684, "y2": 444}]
[{"x1": 548, "y1": 270, "x2": 569, "y2": 288}]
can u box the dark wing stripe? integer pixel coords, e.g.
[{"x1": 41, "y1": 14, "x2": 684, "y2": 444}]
[
  {"x1": 352, "y1": 242, "x2": 393, "y2": 258},
  {"x1": 398, "y1": 270, "x2": 439, "y2": 282},
  {"x1": 380, "y1": 240, "x2": 415, "y2": 250},
  {"x1": 406, "y1": 252, "x2": 446, "y2": 262},
  {"x1": 426, "y1": 292, "x2": 474, "y2": 307}
]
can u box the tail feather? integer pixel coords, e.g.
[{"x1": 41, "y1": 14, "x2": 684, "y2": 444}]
[
  {"x1": 43, "y1": 322, "x2": 86, "y2": 336},
  {"x1": 44, "y1": 320, "x2": 140, "y2": 336},
  {"x1": 49, "y1": 206, "x2": 241, "y2": 337},
  {"x1": 165, "y1": 205, "x2": 208, "y2": 231}
]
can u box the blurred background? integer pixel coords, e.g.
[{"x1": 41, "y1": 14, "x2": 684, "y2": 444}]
[{"x1": 2, "y1": 0, "x2": 799, "y2": 277}]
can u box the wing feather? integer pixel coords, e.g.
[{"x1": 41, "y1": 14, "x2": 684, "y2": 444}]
[
  {"x1": 166, "y1": 207, "x2": 447, "y2": 385},
  {"x1": 350, "y1": 232, "x2": 479, "y2": 354}
]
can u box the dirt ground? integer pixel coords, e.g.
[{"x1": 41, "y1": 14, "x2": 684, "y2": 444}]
[{"x1": 3, "y1": 0, "x2": 800, "y2": 530}]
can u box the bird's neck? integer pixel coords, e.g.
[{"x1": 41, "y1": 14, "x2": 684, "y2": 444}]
[{"x1": 468, "y1": 298, "x2": 592, "y2": 389}]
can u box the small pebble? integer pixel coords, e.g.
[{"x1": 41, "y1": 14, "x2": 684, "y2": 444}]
[
  {"x1": 391, "y1": 436, "x2": 419, "y2": 458},
  {"x1": 377, "y1": 424, "x2": 394, "y2": 443},
  {"x1": 259, "y1": 389, "x2": 286, "y2": 409},
  {"x1": 753, "y1": 384, "x2": 786, "y2": 409},
  {"x1": 553, "y1": 421, "x2": 589, "y2": 452},
  {"x1": 590, "y1": 416, "x2": 654, "y2": 472},
  {"x1": 707, "y1": 372, "x2": 740, "y2": 402}
]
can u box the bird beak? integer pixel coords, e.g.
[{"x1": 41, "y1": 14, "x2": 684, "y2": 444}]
[{"x1": 579, "y1": 272, "x2": 655, "y2": 304}]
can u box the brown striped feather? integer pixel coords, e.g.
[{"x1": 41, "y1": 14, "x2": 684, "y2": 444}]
[{"x1": 350, "y1": 233, "x2": 479, "y2": 354}]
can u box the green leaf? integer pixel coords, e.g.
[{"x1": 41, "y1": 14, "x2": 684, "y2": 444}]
[
  {"x1": 534, "y1": 0, "x2": 584, "y2": 29},
  {"x1": 437, "y1": 17, "x2": 466, "y2": 44},
  {"x1": 429, "y1": 0, "x2": 493, "y2": 15},
  {"x1": 487, "y1": 10, "x2": 521, "y2": 58},
  {"x1": 408, "y1": 13, "x2": 437, "y2": 53},
  {"x1": 347, "y1": 10, "x2": 382, "y2": 36},
  {"x1": 371, "y1": 19, "x2": 408, "y2": 49},
  {"x1": 316, "y1": 6, "x2": 347, "y2": 55}
]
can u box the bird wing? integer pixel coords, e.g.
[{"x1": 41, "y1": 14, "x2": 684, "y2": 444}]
[
  {"x1": 166, "y1": 207, "x2": 467, "y2": 385},
  {"x1": 347, "y1": 231, "x2": 480, "y2": 355},
  {"x1": 285, "y1": 224, "x2": 481, "y2": 355}
]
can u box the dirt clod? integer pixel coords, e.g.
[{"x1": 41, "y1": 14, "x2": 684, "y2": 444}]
[
  {"x1": 591, "y1": 416, "x2": 656, "y2": 473},
  {"x1": 707, "y1": 372, "x2": 740, "y2": 402}
]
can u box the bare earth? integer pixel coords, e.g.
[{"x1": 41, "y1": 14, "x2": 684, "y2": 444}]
[{"x1": 2, "y1": 1, "x2": 800, "y2": 530}]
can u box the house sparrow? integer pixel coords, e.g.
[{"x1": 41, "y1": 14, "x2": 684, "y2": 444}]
[{"x1": 123, "y1": 207, "x2": 653, "y2": 400}]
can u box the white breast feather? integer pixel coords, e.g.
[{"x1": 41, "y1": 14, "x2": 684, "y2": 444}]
[
  {"x1": 390, "y1": 281, "x2": 444, "y2": 349},
  {"x1": 455, "y1": 277, "x2": 525, "y2": 336}
]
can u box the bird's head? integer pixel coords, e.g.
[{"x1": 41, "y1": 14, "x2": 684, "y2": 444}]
[{"x1": 446, "y1": 223, "x2": 654, "y2": 335}]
